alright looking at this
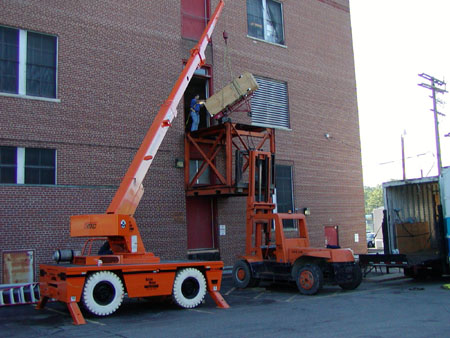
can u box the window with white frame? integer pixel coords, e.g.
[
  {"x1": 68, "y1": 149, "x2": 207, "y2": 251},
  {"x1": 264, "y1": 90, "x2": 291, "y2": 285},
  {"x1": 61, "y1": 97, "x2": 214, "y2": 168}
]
[
  {"x1": 0, "y1": 26, "x2": 57, "y2": 98},
  {"x1": 250, "y1": 76, "x2": 290, "y2": 129},
  {"x1": 247, "y1": 0, "x2": 284, "y2": 45},
  {"x1": 0, "y1": 146, "x2": 56, "y2": 184}
]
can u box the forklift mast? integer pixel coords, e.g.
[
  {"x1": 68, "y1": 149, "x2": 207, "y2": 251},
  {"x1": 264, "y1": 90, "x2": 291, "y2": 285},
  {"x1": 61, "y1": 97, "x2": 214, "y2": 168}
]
[{"x1": 244, "y1": 149, "x2": 318, "y2": 263}]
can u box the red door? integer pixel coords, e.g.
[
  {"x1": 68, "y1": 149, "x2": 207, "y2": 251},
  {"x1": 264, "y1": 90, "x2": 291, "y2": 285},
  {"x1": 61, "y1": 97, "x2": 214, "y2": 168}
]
[
  {"x1": 324, "y1": 226, "x2": 339, "y2": 247},
  {"x1": 186, "y1": 197, "x2": 215, "y2": 249}
]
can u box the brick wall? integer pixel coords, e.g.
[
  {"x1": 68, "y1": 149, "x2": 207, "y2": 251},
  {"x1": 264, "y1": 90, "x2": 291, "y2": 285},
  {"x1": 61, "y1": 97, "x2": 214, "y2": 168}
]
[
  {"x1": 0, "y1": 0, "x2": 365, "y2": 280},
  {"x1": 211, "y1": 0, "x2": 366, "y2": 265}
]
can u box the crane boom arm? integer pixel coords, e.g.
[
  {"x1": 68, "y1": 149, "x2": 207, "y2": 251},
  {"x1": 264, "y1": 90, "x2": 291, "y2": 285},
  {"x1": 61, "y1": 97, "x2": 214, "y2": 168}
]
[{"x1": 107, "y1": 0, "x2": 224, "y2": 215}]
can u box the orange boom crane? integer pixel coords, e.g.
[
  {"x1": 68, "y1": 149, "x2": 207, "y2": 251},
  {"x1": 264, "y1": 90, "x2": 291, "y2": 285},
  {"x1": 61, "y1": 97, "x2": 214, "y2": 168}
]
[{"x1": 37, "y1": 0, "x2": 228, "y2": 325}]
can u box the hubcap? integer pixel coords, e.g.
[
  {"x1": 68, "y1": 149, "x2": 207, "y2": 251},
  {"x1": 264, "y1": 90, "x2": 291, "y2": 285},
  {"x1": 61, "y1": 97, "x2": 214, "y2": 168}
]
[
  {"x1": 237, "y1": 268, "x2": 246, "y2": 281},
  {"x1": 181, "y1": 277, "x2": 200, "y2": 299},
  {"x1": 299, "y1": 270, "x2": 314, "y2": 290},
  {"x1": 93, "y1": 281, "x2": 116, "y2": 305}
]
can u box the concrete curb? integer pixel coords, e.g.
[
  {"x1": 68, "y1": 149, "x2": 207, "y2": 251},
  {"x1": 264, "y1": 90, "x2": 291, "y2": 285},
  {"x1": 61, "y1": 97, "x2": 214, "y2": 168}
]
[{"x1": 364, "y1": 273, "x2": 407, "y2": 283}]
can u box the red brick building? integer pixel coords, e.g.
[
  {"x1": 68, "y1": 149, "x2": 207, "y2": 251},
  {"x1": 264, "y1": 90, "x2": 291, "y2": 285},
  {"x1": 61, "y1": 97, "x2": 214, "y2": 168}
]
[{"x1": 0, "y1": 0, "x2": 365, "y2": 283}]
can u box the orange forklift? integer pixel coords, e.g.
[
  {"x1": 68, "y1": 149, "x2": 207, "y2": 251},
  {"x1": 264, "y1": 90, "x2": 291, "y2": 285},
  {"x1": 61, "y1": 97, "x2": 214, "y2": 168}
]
[
  {"x1": 184, "y1": 100, "x2": 362, "y2": 295},
  {"x1": 36, "y1": 1, "x2": 228, "y2": 325},
  {"x1": 232, "y1": 150, "x2": 362, "y2": 294}
]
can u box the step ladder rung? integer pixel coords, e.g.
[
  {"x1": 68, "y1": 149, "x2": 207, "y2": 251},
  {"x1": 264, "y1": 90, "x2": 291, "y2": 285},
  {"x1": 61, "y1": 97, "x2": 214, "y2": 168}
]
[
  {"x1": 30, "y1": 284, "x2": 36, "y2": 303},
  {"x1": 9, "y1": 288, "x2": 15, "y2": 305},
  {"x1": 0, "y1": 283, "x2": 40, "y2": 306}
]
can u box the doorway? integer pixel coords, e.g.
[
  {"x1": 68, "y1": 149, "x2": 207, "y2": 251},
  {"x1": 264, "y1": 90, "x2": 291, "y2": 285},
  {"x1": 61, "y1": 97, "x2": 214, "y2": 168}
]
[
  {"x1": 186, "y1": 197, "x2": 217, "y2": 250},
  {"x1": 184, "y1": 68, "x2": 211, "y2": 132},
  {"x1": 185, "y1": 66, "x2": 216, "y2": 250},
  {"x1": 324, "y1": 226, "x2": 339, "y2": 247}
]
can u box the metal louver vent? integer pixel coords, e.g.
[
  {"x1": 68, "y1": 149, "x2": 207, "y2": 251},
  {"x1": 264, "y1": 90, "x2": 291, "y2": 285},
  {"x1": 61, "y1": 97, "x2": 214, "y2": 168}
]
[{"x1": 251, "y1": 76, "x2": 290, "y2": 130}]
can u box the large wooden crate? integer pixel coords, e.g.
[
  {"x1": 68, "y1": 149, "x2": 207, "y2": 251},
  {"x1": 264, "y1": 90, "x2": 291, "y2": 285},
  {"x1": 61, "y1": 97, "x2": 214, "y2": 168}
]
[
  {"x1": 205, "y1": 72, "x2": 258, "y2": 116},
  {"x1": 395, "y1": 222, "x2": 431, "y2": 253}
]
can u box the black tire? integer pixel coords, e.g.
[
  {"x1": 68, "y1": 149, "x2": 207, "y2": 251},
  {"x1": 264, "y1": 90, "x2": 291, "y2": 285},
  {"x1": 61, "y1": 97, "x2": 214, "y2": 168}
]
[
  {"x1": 172, "y1": 268, "x2": 207, "y2": 309},
  {"x1": 232, "y1": 260, "x2": 256, "y2": 288},
  {"x1": 82, "y1": 271, "x2": 124, "y2": 316},
  {"x1": 339, "y1": 264, "x2": 363, "y2": 290},
  {"x1": 295, "y1": 264, "x2": 323, "y2": 295}
]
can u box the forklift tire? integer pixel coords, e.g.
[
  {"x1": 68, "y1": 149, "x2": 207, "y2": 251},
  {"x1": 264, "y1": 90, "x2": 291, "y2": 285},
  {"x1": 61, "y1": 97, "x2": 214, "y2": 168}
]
[
  {"x1": 295, "y1": 264, "x2": 323, "y2": 295},
  {"x1": 172, "y1": 268, "x2": 207, "y2": 309},
  {"x1": 82, "y1": 271, "x2": 124, "y2": 316},
  {"x1": 338, "y1": 264, "x2": 362, "y2": 290},
  {"x1": 232, "y1": 260, "x2": 255, "y2": 288}
]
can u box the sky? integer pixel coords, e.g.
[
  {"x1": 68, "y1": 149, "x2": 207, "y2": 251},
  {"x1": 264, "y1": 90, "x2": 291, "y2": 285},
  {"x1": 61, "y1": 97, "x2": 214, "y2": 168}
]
[{"x1": 349, "y1": 0, "x2": 450, "y2": 187}]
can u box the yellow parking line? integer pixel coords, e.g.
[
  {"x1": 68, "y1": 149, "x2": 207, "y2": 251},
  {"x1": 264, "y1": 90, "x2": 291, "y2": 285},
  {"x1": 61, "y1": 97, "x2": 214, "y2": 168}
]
[
  {"x1": 224, "y1": 287, "x2": 236, "y2": 296},
  {"x1": 283, "y1": 286, "x2": 393, "y2": 302},
  {"x1": 315, "y1": 286, "x2": 392, "y2": 299},
  {"x1": 286, "y1": 294, "x2": 297, "y2": 302},
  {"x1": 45, "y1": 307, "x2": 106, "y2": 326},
  {"x1": 254, "y1": 291, "x2": 265, "y2": 299},
  {"x1": 189, "y1": 309, "x2": 215, "y2": 314}
]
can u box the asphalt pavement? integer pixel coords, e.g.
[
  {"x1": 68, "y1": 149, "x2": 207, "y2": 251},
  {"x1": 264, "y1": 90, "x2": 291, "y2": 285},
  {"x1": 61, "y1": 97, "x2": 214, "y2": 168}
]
[{"x1": 1, "y1": 271, "x2": 450, "y2": 338}]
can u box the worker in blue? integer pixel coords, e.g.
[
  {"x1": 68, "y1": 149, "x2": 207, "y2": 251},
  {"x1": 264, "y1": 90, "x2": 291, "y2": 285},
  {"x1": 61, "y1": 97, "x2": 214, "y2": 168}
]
[{"x1": 190, "y1": 94, "x2": 204, "y2": 132}]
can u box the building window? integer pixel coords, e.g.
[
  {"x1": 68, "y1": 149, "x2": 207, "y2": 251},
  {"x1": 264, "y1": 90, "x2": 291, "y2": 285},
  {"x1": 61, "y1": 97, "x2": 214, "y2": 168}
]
[
  {"x1": 181, "y1": 0, "x2": 210, "y2": 41},
  {"x1": 275, "y1": 164, "x2": 294, "y2": 229},
  {"x1": 0, "y1": 146, "x2": 17, "y2": 183},
  {"x1": 0, "y1": 27, "x2": 19, "y2": 94},
  {"x1": 0, "y1": 146, "x2": 56, "y2": 184},
  {"x1": 251, "y1": 76, "x2": 290, "y2": 129},
  {"x1": 247, "y1": 0, "x2": 284, "y2": 45},
  {"x1": 25, "y1": 148, "x2": 56, "y2": 184},
  {"x1": 0, "y1": 26, "x2": 57, "y2": 98}
]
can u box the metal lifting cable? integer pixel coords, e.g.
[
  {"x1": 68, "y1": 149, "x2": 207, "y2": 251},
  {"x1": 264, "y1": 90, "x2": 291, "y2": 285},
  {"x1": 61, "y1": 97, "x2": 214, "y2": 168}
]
[
  {"x1": 223, "y1": 31, "x2": 233, "y2": 81},
  {"x1": 222, "y1": 30, "x2": 246, "y2": 116}
]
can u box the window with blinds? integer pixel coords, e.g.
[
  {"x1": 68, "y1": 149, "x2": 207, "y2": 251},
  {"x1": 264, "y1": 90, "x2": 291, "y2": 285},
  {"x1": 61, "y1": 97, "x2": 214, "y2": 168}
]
[
  {"x1": 0, "y1": 26, "x2": 57, "y2": 99},
  {"x1": 251, "y1": 76, "x2": 290, "y2": 129},
  {"x1": 0, "y1": 146, "x2": 56, "y2": 184},
  {"x1": 26, "y1": 32, "x2": 57, "y2": 98}
]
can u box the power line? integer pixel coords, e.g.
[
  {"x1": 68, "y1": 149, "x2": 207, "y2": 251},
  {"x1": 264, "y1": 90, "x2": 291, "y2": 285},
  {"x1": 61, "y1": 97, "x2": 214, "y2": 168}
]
[{"x1": 377, "y1": 151, "x2": 434, "y2": 166}]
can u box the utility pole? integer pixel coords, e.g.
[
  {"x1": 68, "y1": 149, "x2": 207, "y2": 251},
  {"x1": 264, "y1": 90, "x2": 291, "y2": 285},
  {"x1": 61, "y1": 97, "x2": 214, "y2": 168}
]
[
  {"x1": 418, "y1": 73, "x2": 447, "y2": 175},
  {"x1": 401, "y1": 131, "x2": 406, "y2": 180}
]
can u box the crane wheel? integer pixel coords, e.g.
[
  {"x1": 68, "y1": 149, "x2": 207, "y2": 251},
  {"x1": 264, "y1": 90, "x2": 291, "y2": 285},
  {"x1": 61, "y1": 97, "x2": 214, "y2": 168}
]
[
  {"x1": 81, "y1": 271, "x2": 124, "y2": 316},
  {"x1": 338, "y1": 264, "x2": 362, "y2": 290},
  {"x1": 232, "y1": 260, "x2": 258, "y2": 288},
  {"x1": 172, "y1": 268, "x2": 207, "y2": 309},
  {"x1": 295, "y1": 264, "x2": 323, "y2": 295}
]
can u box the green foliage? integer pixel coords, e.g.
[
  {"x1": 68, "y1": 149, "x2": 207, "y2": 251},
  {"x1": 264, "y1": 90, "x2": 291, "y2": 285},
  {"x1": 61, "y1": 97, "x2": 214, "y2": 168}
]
[{"x1": 364, "y1": 185, "x2": 384, "y2": 215}]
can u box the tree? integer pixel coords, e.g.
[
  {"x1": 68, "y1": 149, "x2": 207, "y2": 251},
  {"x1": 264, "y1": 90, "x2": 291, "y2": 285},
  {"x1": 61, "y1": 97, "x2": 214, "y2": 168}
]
[{"x1": 364, "y1": 185, "x2": 384, "y2": 215}]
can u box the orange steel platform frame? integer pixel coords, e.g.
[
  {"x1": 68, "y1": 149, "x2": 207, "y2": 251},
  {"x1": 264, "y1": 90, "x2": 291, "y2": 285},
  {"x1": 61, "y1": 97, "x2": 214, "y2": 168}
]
[
  {"x1": 36, "y1": 1, "x2": 229, "y2": 325},
  {"x1": 185, "y1": 122, "x2": 275, "y2": 196}
]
